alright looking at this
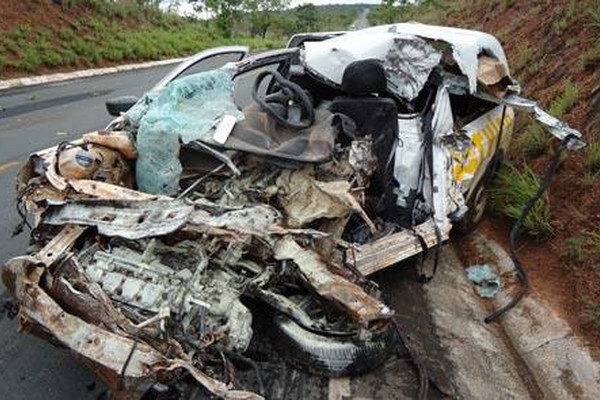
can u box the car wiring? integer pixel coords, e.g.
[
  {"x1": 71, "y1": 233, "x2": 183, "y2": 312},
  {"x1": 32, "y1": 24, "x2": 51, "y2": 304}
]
[
  {"x1": 391, "y1": 318, "x2": 430, "y2": 400},
  {"x1": 484, "y1": 134, "x2": 577, "y2": 323}
]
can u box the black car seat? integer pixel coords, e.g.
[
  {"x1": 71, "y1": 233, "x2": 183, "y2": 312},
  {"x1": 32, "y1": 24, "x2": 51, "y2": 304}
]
[{"x1": 329, "y1": 59, "x2": 399, "y2": 217}]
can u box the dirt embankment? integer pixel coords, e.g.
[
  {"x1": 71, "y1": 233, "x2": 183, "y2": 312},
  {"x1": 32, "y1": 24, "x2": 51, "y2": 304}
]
[
  {"x1": 0, "y1": 0, "x2": 281, "y2": 80},
  {"x1": 440, "y1": 0, "x2": 600, "y2": 345}
]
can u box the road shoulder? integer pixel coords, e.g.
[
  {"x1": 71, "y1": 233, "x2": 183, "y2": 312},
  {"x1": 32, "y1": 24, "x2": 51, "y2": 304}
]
[{"x1": 0, "y1": 58, "x2": 184, "y2": 91}]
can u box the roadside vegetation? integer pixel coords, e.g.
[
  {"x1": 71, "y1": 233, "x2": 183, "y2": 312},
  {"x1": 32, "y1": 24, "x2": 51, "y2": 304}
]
[
  {"x1": 489, "y1": 164, "x2": 553, "y2": 238},
  {"x1": 0, "y1": 0, "x2": 367, "y2": 78},
  {"x1": 369, "y1": 0, "x2": 600, "y2": 340}
]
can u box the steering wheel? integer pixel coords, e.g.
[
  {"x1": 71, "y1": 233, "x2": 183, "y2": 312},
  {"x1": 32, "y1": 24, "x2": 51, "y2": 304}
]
[{"x1": 251, "y1": 70, "x2": 315, "y2": 130}]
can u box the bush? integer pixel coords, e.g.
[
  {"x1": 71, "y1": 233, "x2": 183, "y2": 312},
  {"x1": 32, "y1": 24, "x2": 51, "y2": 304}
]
[
  {"x1": 581, "y1": 46, "x2": 600, "y2": 70},
  {"x1": 582, "y1": 171, "x2": 597, "y2": 186},
  {"x1": 101, "y1": 46, "x2": 124, "y2": 62},
  {"x1": 42, "y1": 51, "x2": 65, "y2": 68},
  {"x1": 515, "y1": 43, "x2": 534, "y2": 72},
  {"x1": 20, "y1": 46, "x2": 42, "y2": 72},
  {"x1": 581, "y1": 296, "x2": 600, "y2": 331},
  {"x1": 2, "y1": 1, "x2": 288, "y2": 75},
  {"x1": 589, "y1": 3, "x2": 600, "y2": 31},
  {"x1": 60, "y1": 49, "x2": 78, "y2": 66},
  {"x1": 548, "y1": 81, "x2": 579, "y2": 117},
  {"x1": 518, "y1": 122, "x2": 548, "y2": 157},
  {"x1": 584, "y1": 141, "x2": 600, "y2": 172},
  {"x1": 564, "y1": 237, "x2": 586, "y2": 264},
  {"x1": 0, "y1": 54, "x2": 6, "y2": 73},
  {"x1": 489, "y1": 163, "x2": 553, "y2": 237}
]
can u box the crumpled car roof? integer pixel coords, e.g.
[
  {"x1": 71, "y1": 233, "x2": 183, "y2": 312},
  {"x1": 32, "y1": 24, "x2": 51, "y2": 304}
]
[{"x1": 303, "y1": 22, "x2": 510, "y2": 99}]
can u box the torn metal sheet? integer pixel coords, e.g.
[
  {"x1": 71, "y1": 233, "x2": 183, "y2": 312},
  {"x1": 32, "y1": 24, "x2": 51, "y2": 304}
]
[
  {"x1": 189, "y1": 203, "x2": 280, "y2": 235},
  {"x1": 476, "y1": 91, "x2": 585, "y2": 149},
  {"x1": 274, "y1": 236, "x2": 393, "y2": 324},
  {"x1": 394, "y1": 114, "x2": 423, "y2": 207},
  {"x1": 348, "y1": 140, "x2": 378, "y2": 186},
  {"x1": 42, "y1": 200, "x2": 193, "y2": 239},
  {"x1": 386, "y1": 23, "x2": 513, "y2": 94},
  {"x1": 68, "y1": 180, "x2": 167, "y2": 201},
  {"x1": 304, "y1": 31, "x2": 441, "y2": 101},
  {"x1": 304, "y1": 23, "x2": 512, "y2": 98},
  {"x1": 347, "y1": 219, "x2": 452, "y2": 276},
  {"x1": 276, "y1": 168, "x2": 375, "y2": 232},
  {"x1": 431, "y1": 85, "x2": 455, "y2": 223}
]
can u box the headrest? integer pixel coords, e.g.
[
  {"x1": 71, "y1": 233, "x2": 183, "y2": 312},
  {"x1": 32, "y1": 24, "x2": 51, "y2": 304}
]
[{"x1": 341, "y1": 59, "x2": 387, "y2": 96}]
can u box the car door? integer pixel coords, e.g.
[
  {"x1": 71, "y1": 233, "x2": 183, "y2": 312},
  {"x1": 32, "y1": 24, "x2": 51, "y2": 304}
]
[
  {"x1": 105, "y1": 46, "x2": 250, "y2": 123},
  {"x1": 449, "y1": 94, "x2": 515, "y2": 196},
  {"x1": 151, "y1": 46, "x2": 249, "y2": 91}
]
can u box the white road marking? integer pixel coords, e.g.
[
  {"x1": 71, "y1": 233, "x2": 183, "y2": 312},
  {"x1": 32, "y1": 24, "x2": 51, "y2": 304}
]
[{"x1": 0, "y1": 160, "x2": 20, "y2": 174}]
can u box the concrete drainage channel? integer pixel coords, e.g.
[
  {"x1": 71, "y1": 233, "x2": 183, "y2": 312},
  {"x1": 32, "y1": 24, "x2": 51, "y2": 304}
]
[
  {"x1": 323, "y1": 233, "x2": 600, "y2": 400},
  {"x1": 463, "y1": 233, "x2": 600, "y2": 399}
]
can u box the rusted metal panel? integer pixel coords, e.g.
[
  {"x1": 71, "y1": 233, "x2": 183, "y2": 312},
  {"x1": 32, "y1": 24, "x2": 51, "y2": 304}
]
[
  {"x1": 43, "y1": 200, "x2": 193, "y2": 240},
  {"x1": 347, "y1": 219, "x2": 452, "y2": 276},
  {"x1": 3, "y1": 227, "x2": 263, "y2": 400},
  {"x1": 274, "y1": 236, "x2": 393, "y2": 324}
]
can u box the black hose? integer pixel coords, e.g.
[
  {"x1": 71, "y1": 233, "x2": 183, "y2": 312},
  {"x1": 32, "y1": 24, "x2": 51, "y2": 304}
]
[
  {"x1": 221, "y1": 349, "x2": 266, "y2": 397},
  {"x1": 119, "y1": 340, "x2": 139, "y2": 390},
  {"x1": 391, "y1": 319, "x2": 429, "y2": 400},
  {"x1": 485, "y1": 134, "x2": 576, "y2": 323}
]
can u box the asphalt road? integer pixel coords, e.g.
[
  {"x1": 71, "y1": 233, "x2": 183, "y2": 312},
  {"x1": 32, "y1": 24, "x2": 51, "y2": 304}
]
[
  {"x1": 0, "y1": 65, "x2": 174, "y2": 400},
  {"x1": 354, "y1": 8, "x2": 370, "y2": 30}
]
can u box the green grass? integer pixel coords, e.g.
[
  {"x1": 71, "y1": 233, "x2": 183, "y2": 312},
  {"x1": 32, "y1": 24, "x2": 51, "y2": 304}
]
[
  {"x1": 518, "y1": 122, "x2": 548, "y2": 158},
  {"x1": 581, "y1": 296, "x2": 600, "y2": 331},
  {"x1": 564, "y1": 237, "x2": 587, "y2": 264},
  {"x1": 501, "y1": 0, "x2": 516, "y2": 10},
  {"x1": 0, "y1": 2, "x2": 286, "y2": 77},
  {"x1": 581, "y1": 46, "x2": 600, "y2": 70},
  {"x1": 548, "y1": 81, "x2": 579, "y2": 118},
  {"x1": 515, "y1": 43, "x2": 535, "y2": 72},
  {"x1": 489, "y1": 163, "x2": 553, "y2": 237},
  {"x1": 585, "y1": 226, "x2": 600, "y2": 253},
  {"x1": 589, "y1": 2, "x2": 600, "y2": 30},
  {"x1": 20, "y1": 45, "x2": 42, "y2": 73},
  {"x1": 553, "y1": 0, "x2": 578, "y2": 35},
  {"x1": 582, "y1": 171, "x2": 598, "y2": 186},
  {"x1": 584, "y1": 141, "x2": 600, "y2": 172}
]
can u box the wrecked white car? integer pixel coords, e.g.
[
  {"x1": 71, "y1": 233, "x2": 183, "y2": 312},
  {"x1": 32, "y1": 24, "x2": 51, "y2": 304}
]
[{"x1": 3, "y1": 23, "x2": 584, "y2": 399}]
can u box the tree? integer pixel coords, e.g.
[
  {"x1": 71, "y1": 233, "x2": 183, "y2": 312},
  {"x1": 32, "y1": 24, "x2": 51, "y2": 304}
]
[
  {"x1": 189, "y1": 0, "x2": 244, "y2": 38},
  {"x1": 244, "y1": 0, "x2": 287, "y2": 38},
  {"x1": 270, "y1": 12, "x2": 297, "y2": 37},
  {"x1": 295, "y1": 3, "x2": 318, "y2": 32}
]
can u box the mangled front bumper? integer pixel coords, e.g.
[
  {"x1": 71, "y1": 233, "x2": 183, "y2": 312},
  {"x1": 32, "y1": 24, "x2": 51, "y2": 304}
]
[{"x1": 3, "y1": 225, "x2": 262, "y2": 400}]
